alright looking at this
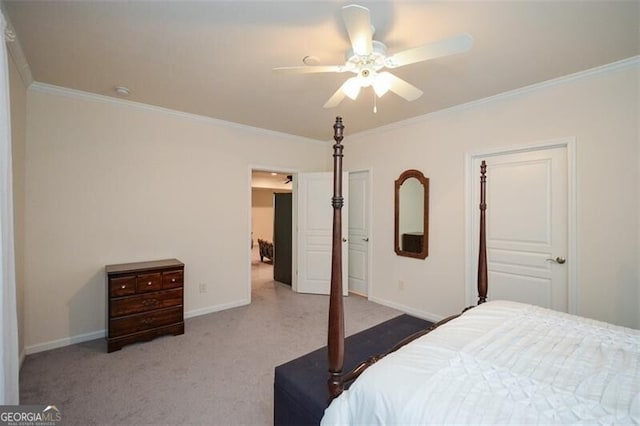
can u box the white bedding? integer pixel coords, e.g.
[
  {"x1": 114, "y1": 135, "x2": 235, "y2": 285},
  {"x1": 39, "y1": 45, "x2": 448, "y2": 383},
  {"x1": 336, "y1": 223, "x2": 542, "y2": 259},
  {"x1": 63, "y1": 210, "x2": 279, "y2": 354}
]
[{"x1": 321, "y1": 300, "x2": 640, "y2": 425}]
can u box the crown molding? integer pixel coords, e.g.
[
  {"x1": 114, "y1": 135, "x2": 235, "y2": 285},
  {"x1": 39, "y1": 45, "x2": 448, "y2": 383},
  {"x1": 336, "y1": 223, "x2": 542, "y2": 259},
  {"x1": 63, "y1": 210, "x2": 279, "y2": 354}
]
[
  {"x1": 24, "y1": 53, "x2": 640, "y2": 145},
  {"x1": 354, "y1": 55, "x2": 640, "y2": 138},
  {"x1": 28, "y1": 81, "x2": 327, "y2": 145}
]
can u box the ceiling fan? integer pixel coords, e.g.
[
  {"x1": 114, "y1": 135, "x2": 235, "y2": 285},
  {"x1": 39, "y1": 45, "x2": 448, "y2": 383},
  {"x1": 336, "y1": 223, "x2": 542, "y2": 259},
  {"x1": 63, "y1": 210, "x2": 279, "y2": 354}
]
[{"x1": 274, "y1": 4, "x2": 473, "y2": 109}]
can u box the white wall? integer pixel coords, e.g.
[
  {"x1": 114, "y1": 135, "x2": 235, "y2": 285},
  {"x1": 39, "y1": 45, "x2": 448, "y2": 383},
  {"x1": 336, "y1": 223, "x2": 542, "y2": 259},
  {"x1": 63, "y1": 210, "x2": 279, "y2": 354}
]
[
  {"x1": 23, "y1": 85, "x2": 330, "y2": 351},
  {"x1": 8, "y1": 48, "x2": 26, "y2": 361},
  {"x1": 344, "y1": 61, "x2": 639, "y2": 328}
]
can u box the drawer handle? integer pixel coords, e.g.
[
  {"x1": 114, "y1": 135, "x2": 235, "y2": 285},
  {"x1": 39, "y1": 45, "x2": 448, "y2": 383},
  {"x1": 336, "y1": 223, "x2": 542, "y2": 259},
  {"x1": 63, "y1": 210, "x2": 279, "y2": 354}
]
[
  {"x1": 171, "y1": 278, "x2": 176, "y2": 282},
  {"x1": 141, "y1": 317, "x2": 154, "y2": 325},
  {"x1": 142, "y1": 299, "x2": 159, "y2": 307},
  {"x1": 147, "y1": 281, "x2": 152, "y2": 286},
  {"x1": 121, "y1": 285, "x2": 126, "y2": 289}
]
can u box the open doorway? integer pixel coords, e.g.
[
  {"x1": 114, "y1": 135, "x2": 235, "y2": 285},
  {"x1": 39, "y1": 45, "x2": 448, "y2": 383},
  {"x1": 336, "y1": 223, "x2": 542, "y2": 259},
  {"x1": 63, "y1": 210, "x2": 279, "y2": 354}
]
[
  {"x1": 249, "y1": 168, "x2": 372, "y2": 300},
  {"x1": 250, "y1": 169, "x2": 294, "y2": 295}
]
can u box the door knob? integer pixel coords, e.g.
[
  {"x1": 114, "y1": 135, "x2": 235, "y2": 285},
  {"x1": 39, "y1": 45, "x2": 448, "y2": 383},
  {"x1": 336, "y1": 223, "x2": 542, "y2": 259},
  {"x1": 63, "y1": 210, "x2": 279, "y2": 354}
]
[
  {"x1": 342, "y1": 238, "x2": 347, "y2": 242},
  {"x1": 362, "y1": 237, "x2": 369, "y2": 242},
  {"x1": 546, "y1": 256, "x2": 566, "y2": 264}
]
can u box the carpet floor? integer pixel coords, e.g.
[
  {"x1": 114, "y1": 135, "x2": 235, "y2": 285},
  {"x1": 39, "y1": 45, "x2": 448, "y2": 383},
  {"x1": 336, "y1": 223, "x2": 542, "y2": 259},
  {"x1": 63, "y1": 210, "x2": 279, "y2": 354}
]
[{"x1": 19, "y1": 250, "x2": 401, "y2": 425}]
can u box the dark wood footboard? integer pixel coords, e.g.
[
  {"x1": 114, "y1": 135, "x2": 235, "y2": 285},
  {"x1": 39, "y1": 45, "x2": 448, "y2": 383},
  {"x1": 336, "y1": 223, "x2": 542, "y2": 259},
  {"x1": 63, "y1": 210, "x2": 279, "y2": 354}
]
[{"x1": 340, "y1": 313, "x2": 462, "y2": 389}]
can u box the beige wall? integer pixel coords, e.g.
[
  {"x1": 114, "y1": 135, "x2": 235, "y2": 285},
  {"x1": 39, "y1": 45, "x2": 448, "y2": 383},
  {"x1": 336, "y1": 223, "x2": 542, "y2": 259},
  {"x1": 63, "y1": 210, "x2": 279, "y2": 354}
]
[
  {"x1": 8, "y1": 49, "x2": 27, "y2": 360},
  {"x1": 19, "y1": 61, "x2": 640, "y2": 353},
  {"x1": 23, "y1": 86, "x2": 329, "y2": 351},
  {"x1": 252, "y1": 188, "x2": 274, "y2": 243},
  {"x1": 251, "y1": 188, "x2": 288, "y2": 244},
  {"x1": 344, "y1": 63, "x2": 639, "y2": 328}
]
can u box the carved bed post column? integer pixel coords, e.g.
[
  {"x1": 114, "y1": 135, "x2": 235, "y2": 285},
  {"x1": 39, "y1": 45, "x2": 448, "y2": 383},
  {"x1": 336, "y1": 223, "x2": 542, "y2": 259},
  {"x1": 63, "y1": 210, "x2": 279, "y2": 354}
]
[
  {"x1": 477, "y1": 160, "x2": 488, "y2": 304},
  {"x1": 328, "y1": 117, "x2": 345, "y2": 400}
]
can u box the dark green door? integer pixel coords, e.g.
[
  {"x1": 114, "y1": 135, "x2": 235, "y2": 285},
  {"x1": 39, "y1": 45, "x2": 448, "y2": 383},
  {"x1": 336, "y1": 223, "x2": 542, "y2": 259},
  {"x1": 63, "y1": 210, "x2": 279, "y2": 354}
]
[{"x1": 273, "y1": 192, "x2": 292, "y2": 285}]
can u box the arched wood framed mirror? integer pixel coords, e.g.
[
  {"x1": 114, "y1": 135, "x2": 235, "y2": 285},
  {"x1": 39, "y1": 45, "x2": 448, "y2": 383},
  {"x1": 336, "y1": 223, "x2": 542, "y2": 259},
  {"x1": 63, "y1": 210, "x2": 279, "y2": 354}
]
[{"x1": 394, "y1": 169, "x2": 429, "y2": 259}]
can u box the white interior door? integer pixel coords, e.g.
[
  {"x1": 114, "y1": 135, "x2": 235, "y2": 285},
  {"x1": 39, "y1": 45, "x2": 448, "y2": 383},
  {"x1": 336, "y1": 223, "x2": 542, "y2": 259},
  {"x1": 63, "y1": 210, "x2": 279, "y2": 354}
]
[
  {"x1": 470, "y1": 146, "x2": 569, "y2": 312},
  {"x1": 296, "y1": 172, "x2": 348, "y2": 295},
  {"x1": 348, "y1": 171, "x2": 370, "y2": 296}
]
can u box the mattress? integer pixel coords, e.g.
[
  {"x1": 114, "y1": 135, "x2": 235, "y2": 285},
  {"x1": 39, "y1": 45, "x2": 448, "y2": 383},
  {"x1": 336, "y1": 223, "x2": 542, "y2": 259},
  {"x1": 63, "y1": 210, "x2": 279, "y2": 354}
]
[{"x1": 321, "y1": 300, "x2": 640, "y2": 425}]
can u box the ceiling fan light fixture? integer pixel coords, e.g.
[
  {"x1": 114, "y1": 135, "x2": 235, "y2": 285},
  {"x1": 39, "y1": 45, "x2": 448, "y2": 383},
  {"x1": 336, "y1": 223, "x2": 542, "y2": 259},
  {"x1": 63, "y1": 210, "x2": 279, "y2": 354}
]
[
  {"x1": 373, "y1": 72, "x2": 392, "y2": 97},
  {"x1": 342, "y1": 77, "x2": 361, "y2": 100}
]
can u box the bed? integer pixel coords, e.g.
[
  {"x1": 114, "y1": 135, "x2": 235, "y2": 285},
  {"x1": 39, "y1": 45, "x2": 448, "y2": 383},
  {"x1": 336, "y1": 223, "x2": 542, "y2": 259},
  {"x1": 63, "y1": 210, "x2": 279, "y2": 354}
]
[{"x1": 321, "y1": 117, "x2": 640, "y2": 424}]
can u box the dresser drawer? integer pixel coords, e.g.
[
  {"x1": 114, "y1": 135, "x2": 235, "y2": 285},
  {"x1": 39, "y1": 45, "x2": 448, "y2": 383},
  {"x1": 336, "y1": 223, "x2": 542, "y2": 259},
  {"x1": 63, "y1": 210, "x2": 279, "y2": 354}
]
[
  {"x1": 136, "y1": 272, "x2": 162, "y2": 293},
  {"x1": 109, "y1": 276, "x2": 136, "y2": 297},
  {"x1": 162, "y1": 270, "x2": 183, "y2": 289},
  {"x1": 110, "y1": 288, "x2": 183, "y2": 317},
  {"x1": 109, "y1": 306, "x2": 183, "y2": 337}
]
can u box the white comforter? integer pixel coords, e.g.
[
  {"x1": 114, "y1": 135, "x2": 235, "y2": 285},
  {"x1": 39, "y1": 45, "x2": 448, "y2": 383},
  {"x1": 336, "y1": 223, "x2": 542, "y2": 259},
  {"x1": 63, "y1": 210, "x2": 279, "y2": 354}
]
[{"x1": 321, "y1": 300, "x2": 640, "y2": 425}]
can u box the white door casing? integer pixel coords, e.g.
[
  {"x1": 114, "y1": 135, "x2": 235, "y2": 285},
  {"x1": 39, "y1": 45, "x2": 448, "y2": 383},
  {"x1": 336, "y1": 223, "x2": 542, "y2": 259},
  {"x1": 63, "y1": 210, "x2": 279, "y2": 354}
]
[
  {"x1": 297, "y1": 172, "x2": 349, "y2": 295},
  {"x1": 348, "y1": 171, "x2": 370, "y2": 296},
  {"x1": 467, "y1": 140, "x2": 576, "y2": 313}
]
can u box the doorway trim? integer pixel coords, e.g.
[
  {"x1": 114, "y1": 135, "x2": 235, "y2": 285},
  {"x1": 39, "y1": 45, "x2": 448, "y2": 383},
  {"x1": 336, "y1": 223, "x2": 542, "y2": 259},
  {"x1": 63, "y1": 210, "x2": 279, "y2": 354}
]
[
  {"x1": 464, "y1": 137, "x2": 577, "y2": 314},
  {"x1": 248, "y1": 165, "x2": 299, "y2": 302}
]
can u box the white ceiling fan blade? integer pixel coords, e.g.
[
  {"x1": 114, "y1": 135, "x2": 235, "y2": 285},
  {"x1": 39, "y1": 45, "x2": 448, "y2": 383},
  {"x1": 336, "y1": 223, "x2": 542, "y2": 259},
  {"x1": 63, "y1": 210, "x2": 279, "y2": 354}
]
[
  {"x1": 324, "y1": 76, "x2": 362, "y2": 108},
  {"x1": 342, "y1": 4, "x2": 373, "y2": 56},
  {"x1": 383, "y1": 72, "x2": 423, "y2": 101},
  {"x1": 385, "y1": 33, "x2": 474, "y2": 68},
  {"x1": 323, "y1": 86, "x2": 346, "y2": 109},
  {"x1": 273, "y1": 65, "x2": 345, "y2": 74}
]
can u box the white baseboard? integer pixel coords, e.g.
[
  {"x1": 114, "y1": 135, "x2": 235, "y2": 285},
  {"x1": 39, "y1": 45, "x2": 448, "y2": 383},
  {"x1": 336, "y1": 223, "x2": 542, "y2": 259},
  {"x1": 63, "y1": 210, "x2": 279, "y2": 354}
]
[
  {"x1": 19, "y1": 349, "x2": 26, "y2": 369},
  {"x1": 368, "y1": 296, "x2": 444, "y2": 323},
  {"x1": 184, "y1": 299, "x2": 250, "y2": 319},
  {"x1": 24, "y1": 299, "x2": 251, "y2": 355},
  {"x1": 25, "y1": 329, "x2": 106, "y2": 355}
]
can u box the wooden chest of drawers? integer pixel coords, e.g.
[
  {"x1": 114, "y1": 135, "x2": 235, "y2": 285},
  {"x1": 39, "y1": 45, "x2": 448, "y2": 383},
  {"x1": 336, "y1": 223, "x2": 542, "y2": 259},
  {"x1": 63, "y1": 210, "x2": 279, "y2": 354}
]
[{"x1": 105, "y1": 259, "x2": 184, "y2": 352}]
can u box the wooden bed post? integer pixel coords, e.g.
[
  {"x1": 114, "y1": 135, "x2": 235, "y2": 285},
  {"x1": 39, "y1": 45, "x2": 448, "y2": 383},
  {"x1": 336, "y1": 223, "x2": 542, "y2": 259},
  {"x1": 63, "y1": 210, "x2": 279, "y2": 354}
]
[
  {"x1": 328, "y1": 117, "x2": 345, "y2": 400},
  {"x1": 477, "y1": 160, "x2": 488, "y2": 304}
]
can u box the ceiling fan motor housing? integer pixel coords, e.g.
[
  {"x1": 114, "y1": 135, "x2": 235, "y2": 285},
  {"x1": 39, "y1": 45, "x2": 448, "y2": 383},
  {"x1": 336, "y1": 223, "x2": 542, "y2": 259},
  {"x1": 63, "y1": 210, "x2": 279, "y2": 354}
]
[{"x1": 346, "y1": 40, "x2": 388, "y2": 74}]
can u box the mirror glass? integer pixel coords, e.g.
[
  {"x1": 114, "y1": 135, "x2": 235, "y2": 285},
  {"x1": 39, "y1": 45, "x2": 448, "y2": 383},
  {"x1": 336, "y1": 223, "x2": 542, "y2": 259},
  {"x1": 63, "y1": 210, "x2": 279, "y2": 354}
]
[{"x1": 394, "y1": 170, "x2": 429, "y2": 259}]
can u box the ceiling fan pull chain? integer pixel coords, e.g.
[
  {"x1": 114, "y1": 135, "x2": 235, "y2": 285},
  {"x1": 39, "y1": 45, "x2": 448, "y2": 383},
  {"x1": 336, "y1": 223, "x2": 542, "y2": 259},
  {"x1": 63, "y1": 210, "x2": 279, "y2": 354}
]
[{"x1": 373, "y1": 90, "x2": 378, "y2": 114}]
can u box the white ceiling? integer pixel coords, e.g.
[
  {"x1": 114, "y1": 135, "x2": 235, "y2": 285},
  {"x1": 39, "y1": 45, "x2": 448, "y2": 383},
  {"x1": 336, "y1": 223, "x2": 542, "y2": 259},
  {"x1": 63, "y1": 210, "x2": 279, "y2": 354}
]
[
  {"x1": 252, "y1": 170, "x2": 293, "y2": 190},
  {"x1": 4, "y1": 1, "x2": 639, "y2": 141}
]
